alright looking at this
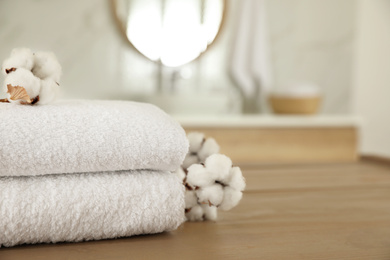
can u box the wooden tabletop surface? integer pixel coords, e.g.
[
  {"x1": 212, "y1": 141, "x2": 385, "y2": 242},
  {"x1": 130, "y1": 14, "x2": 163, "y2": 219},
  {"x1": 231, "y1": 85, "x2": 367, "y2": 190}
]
[{"x1": 1, "y1": 159, "x2": 390, "y2": 259}]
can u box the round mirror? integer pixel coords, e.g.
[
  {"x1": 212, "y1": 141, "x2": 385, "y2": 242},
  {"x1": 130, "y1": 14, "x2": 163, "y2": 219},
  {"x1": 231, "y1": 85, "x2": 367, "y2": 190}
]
[{"x1": 111, "y1": 0, "x2": 226, "y2": 67}]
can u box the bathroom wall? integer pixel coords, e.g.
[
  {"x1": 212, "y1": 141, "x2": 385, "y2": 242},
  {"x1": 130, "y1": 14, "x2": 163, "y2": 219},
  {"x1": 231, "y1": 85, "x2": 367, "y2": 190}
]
[
  {"x1": 354, "y1": 0, "x2": 390, "y2": 157},
  {"x1": 0, "y1": 0, "x2": 357, "y2": 114},
  {"x1": 0, "y1": 0, "x2": 158, "y2": 100},
  {"x1": 0, "y1": 0, "x2": 240, "y2": 115},
  {"x1": 267, "y1": 0, "x2": 357, "y2": 114}
]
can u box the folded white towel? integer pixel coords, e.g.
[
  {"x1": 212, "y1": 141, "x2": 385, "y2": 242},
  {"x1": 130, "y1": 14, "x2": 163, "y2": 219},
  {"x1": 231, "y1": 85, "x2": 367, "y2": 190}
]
[
  {"x1": 0, "y1": 100, "x2": 188, "y2": 176},
  {"x1": 0, "y1": 170, "x2": 185, "y2": 247}
]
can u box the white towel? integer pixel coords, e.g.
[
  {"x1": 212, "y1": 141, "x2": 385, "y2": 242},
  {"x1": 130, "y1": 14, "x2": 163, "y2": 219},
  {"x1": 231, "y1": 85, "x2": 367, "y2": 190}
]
[
  {"x1": 0, "y1": 170, "x2": 185, "y2": 247},
  {"x1": 0, "y1": 100, "x2": 188, "y2": 176}
]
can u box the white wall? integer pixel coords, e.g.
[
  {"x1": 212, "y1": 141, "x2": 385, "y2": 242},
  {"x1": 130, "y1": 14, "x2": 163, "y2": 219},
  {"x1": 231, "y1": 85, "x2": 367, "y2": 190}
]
[
  {"x1": 0, "y1": 0, "x2": 357, "y2": 115},
  {"x1": 267, "y1": 0, "x2": 357, "y2": 114},
  {"x1": 354, "y1": 0, "x2": 390, "y2": 157},
  {"x1": 0, "y1": 0, "x2": 240, "y2": 115}
]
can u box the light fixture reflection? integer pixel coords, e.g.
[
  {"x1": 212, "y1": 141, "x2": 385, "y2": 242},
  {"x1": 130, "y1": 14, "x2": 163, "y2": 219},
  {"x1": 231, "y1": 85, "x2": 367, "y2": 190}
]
[{"x1": 126, "y1": 0, "x2": 223, "y2": 67}]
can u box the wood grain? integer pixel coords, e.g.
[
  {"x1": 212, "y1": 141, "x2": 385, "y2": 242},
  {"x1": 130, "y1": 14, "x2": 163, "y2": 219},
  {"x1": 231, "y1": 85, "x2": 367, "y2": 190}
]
[
  {"x1": 242, "y1": 161, "x2": 390, "y2": 192},
  {"x1": 1, "y1": 160, "x2": 389, "y2": 259},
  {"x1": 184, "y1": 127, "x2": 358, "y2": 164}
]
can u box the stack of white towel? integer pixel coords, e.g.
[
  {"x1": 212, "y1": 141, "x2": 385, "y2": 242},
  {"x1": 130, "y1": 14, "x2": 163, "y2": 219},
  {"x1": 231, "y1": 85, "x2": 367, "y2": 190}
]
[{"x1": 0, "y1": 100, "x2": 189, "y2": 247}]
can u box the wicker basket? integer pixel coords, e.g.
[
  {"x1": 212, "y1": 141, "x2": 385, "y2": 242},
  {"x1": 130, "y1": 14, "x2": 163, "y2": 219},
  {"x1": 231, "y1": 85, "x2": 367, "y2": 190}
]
[{"x1": 269, "y1": 95, "x2": 321, "y2": 114}]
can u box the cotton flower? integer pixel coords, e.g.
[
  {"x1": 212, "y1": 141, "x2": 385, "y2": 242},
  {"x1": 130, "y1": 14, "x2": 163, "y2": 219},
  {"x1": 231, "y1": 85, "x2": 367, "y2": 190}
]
[
  {"x1": 219, "y1": 187, "x2": 243, "y2": 211},
  {"x1": 189, "y1": 154, "x2": 245, "y2": 211},
  {"x1": 179, "y1": 132, "x2": 245, "y2": 222},
  {"x1": 185, "y1": 204, "x2": 204, "y2": 222},
  {"x1": 181, "y1": 132, "x2": 220, "y2": 172},
  {"x1": 198, "y1": 138, "x2": 219, "y2": 162},
  {"x1": 2, "y1": 48, "x2": 34, "y2": 75},
  {"x1": 187, "y1": 132, "x2": 205, "y2": 153},
  {"x1": 228, "y1": 167, "x2": 246, "y2": 191},
  {"x1": 1, "y1": 48, "x2": 62, "y2": 105},
  {"x1": 175, "y1": 167, "x2": 186, "y2": 182},
  {"x1": 185, "y1": 203, "x2": 218, "y2": 221},
  {"x1": 184, "y1": 190, "x2": 198, "y2": 209},
  {"x1": 32, "y1": 51, "x2": 62, "y2": 82},
  {"x1": 186, "y1": 164, "x2": 214, "y2": 188},
  {"x1": 182, "y1": 154, "x2": 199, "y2": 169},
  {"x1": 39, "y1": 78, "x2": 60, "y2": 105},
  {"x1": 4, "y1": 68, "x2": 40, "y2": 104},
  {"x1": 204, "y1": 154, "x2": 232, "y2": 183},
  {"x1": 196, "y1": 184, "x2": 224, "y2": 206},
  {"x1": 201, "y1": 204, "x2": 218, "y2": 221}
]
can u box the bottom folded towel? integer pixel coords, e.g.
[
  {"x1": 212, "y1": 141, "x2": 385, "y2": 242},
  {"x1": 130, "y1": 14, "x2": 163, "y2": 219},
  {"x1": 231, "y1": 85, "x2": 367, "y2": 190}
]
[{"x1": 0, "y1": 170, "x2": 185, "y2": 247}]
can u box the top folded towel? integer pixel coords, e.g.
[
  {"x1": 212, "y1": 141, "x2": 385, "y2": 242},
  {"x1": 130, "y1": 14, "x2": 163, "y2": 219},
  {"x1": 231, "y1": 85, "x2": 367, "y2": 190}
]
[{"x1": 0, "y1": 100, "x2": 188, "y2": 176}]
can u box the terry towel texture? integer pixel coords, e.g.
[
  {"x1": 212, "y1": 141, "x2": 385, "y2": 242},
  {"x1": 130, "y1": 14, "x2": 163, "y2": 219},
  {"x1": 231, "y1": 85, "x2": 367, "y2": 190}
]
[
  {"x1": 0, "y1": 100, "x2": 188, "y2": 176},
  {"x1": 0, "y1": 170, "x2": 185, "y2": 247}
]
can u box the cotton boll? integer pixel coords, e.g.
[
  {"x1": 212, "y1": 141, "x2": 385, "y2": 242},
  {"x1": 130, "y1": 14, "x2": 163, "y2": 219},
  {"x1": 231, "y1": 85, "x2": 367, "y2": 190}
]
[
  {"x1": 174, "y1": 167, "x2": 186, "y2": 182},
  {"x1": 38, "y1": 78, "x2": 59, "y2": 105},
  {"x1": 186, "y1": 164, "x2": 214, "y2": 188},
  {"x1": 196, "y1": 184, "x2": 224, "y2": 206},
  {"x1": 201, "y1": 205, "x2": 218, "y2": 221},
  {"x1": 185, "y1": 190, "x2": 198, "y2": 208},
  {"x1": 182, "y1": 154, "x2": 199, "y2": 169},
  {"x1": 1, "y1": 48, "x2": 62, "y2": 106},
  {"x1": 219, "y1": 187, "x2": 243, "y2": 211},
  {"x1": 204, "y1": 154, "x2": 232, "y2": 183},
  {"x1": 187, "y1": 132, "x2": 205, "y2": 153},
  {"x1": 228, "y1": 167, "x2": 246, "y2": 191},
  {"x1": 185, "y1": 205, "x2": 204, "y2": 221},
  {"x1": 198, "y1": 138, "x2": 220, "y2": 162},
  {"x1": 4, "y1": 68, "x2": 40, "y2": 100},
  {"x1": 2, "y1": 48, "x2": 34, "y2": 75},
  {"x1": 32, "y1": 51, "x2": 62, "y2": 82}
]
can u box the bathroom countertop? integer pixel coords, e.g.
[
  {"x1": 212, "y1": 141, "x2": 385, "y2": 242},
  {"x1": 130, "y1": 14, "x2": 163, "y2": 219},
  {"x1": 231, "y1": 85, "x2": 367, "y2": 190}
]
[
  {"x1": 1, "y1": 159, "x2": 389, "y2": 259},
  {"x1": 174, "y1": 114, "x2": 362, "y2": 128}
]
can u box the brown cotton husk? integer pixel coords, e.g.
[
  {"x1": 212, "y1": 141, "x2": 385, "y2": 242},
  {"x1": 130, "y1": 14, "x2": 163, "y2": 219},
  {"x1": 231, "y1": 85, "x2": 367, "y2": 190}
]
[
  {"x1": 6, "y1": 84, "x2": 34, "y2": 104},
  {"x1": 5, "y1": 67, "x2": 16, "y2": 74}
]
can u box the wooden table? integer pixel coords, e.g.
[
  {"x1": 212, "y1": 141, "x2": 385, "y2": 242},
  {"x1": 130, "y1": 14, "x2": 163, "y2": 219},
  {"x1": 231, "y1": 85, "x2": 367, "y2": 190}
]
[{"x1": 1, "y1": 159, "x2": 390, "y2": 259}]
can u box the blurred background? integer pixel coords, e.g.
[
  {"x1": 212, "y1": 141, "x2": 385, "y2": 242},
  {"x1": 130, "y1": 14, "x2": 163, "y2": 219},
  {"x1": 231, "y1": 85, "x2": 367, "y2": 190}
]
[{"x1": 0, "y1": 0, "x2": 389, "y2": 161}]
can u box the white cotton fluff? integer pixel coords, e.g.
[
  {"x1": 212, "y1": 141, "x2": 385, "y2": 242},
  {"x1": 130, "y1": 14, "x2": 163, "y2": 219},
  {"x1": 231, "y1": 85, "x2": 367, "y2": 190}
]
[
  {"x1": 204, "y1": 154, "x2": 232, "y2": 182},
  {"x1": 201, "y1": 205, "x2": 218, "y2": 221},
  {"x1": 185, "y1": 190, "x2": 199, "y2": 209},
  {"x1": 38, "y1": 78, "x2": 59, "y2": 105},
  {"x1": 219, "y1": 187, "x2": 243, "y2": 211},
  {"x1": 174, "y1": 167, "x2": 186, "y2": 182},
  {"x1": 186, "y1": 164, "x2": 214, "y2": 188},
  {"x1": 1, "y1": 48, "x2": 62, "y2": 105},
  {"x1": 4, "y1": 68, "x2": 41, "y2": 101},
  {"x1": 198, "y1": 138, "x2": 220, "y2": 162},
  {"x1": 182, "y1": 154, "x2": 199, "y2": 169},
  {"x1": 179, "y1": 132, "x2": 246, "y2": 222},
  {"x1": 2, "y1": 48, "x2": 34, "y2": 75},
  {"x1": 228, "y1": 167, "x2": 246, "y2": 191},
  {"x1": 186, "y1": 205, "x2": 204, "y2": 221},
  {"x1": 196, "y1": 184, "x2": 224, "y2": 206},
  {"x1": 187, "y1": 132, "x2": 205, "y2": 153},
  {"x1": 32, "y1": 51, "x2": 62, "y2": 82}
]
